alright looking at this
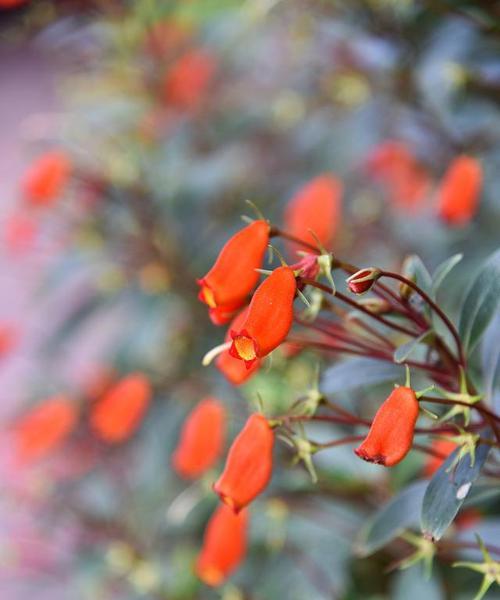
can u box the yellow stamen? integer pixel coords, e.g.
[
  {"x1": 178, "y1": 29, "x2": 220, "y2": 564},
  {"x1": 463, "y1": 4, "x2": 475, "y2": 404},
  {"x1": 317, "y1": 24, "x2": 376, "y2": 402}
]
[{"x1": 234, "y1": 336, "x2": 257, "y2": 362}]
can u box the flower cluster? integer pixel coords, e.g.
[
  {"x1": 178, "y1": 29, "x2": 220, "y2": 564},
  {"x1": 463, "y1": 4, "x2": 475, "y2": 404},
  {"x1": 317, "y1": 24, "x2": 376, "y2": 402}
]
[{"x1": 168, "y1": 161, "x2": 499, "y2": 590}]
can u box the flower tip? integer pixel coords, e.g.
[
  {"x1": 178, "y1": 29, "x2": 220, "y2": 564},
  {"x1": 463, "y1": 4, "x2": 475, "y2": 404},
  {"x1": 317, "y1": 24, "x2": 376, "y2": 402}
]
[
  {"x1": 196, "y1": 566, "x2": 225, "y2": 587},
  {"x1": 197, "y1": 280, "x2": 217, "y2": 308},
  {"x1": 354, "y1": 446, "x2": 387, "y2": 466}
]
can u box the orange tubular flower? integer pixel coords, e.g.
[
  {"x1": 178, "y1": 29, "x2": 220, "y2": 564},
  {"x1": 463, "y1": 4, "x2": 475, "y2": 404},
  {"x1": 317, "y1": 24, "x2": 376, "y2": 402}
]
[
  {"x1": 284, "y1": 175, "x2": 342, "y2": 254},
  {"x1": 22, "y1": 151, "x2": 71, "y2": 207},
  {"x1": 354, "y1": 386, "x2": 419, "y2": 467},
  {"x1": 196, "y1": 504, "x2": 248, "y2": 587},
  {"x1": 163, "y1": 49, "x2": 217, "y2": 111},
  {"x1": 197, "y1": 220, "x2": 270, "y2": 323},
  {"x1": 14, "y1": 396, "x2": 78, "y2": 464},
  {"x1": 172, "y1": 397, "x2": 226, "y2": 479},
  {"x1": 90, "y1": 373, "x2": 151, "y2": 443},
  {"x1": 437, "y1": 155, "x2": 482, "y2": 226},
  {"x1": 214, "y1": 413, "x2": 274, "y2": 512},
  {"x1": 216, "y1": 308, "x2": 261, "y2": 385},
  {"x1": 229, "y1": 266, "x2": 296, "y2": 367}
]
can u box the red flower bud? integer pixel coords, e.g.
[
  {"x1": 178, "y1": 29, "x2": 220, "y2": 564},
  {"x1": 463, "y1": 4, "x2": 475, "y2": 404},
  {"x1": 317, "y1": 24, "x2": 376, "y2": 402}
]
[
  {"x1": 229, "y1": 266, "x2": 296, "y2": 367},
  {"x1": 22, "y1": 151, "x2": 71, "y2": 207},
  {"x1": 216, "y1": 308, "x2": 261, "y2": 385},
  {"x1": 214, "y1": 413, "x2": 274, "y2": 512},
  {"x1": 14, "y1": 396, "x2": 78, "y2": 464},
  {"x1": 437, "y1": 155, "x2": 482, "y2": 226},
  {"x1": 354, "y1": 386, "x2": 419, "y2": 467},
  {"x1": 90, "y1": 373, "x2": 151, "y2": 443},
  {"x1": 346, "y1": 268, "x2": 380, "y2": 295},
  {"x1": 198, "y1": 220, "x2": 270, "y2": 320},
  {"x1": 163, "y1": 49, "x2": 216, "y2": 111},
  {"x1": 195, "y1": 504, "x2": 248, "y2": 586},
  {"x1": 172, "y1": 397, "x2": 226, "y2": 479},
  {"x1": 284, "y1": 175, "x2": 342, "y2": 254}
]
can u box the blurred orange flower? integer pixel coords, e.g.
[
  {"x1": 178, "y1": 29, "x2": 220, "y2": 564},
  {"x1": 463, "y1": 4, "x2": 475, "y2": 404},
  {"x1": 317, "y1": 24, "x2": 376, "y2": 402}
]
[
  {"x1": 196, "y1": 504, "x2": 248, "y2": 587},
  {"x1": 3, "y1": 210, "x2": 38, "y2": 254},
  {"x1": 284, "y1": 175, "x2": 342, "y2": 254},
  {"x1": 423, "y1": 437, "x2": 457, "y2": 477},
  {"x1": 214, "y1": 413, "x2": 274, "y2": 512},
  {"x1": 172, "y1": 397, "x2": 226, "y2": 479},
  {"x1": 437, "y1": 155, "x2": 482, "y2": 226},
  {"x1": 22, "y1": 151, "x2": 71, "y2": 207},
  {"x1": 14, "y1": 396, "x2": 78, "y2": 464},
  {"x1": 0, "y1": 323, "x2": 17, "y2": 358},
  {"x1": 163, "y1": 49, "x2": 217, "y2": 111},
  {"x1": 90, "y1": 373, "x2": 151, "y2": 443},
  {"x1": 366, "y1": 140, "x2": 430, "y2": 211}
]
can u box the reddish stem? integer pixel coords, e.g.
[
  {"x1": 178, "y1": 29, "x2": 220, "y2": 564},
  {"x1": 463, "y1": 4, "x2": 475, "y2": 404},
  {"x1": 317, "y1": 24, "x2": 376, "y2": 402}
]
[
  {"x1": 301, "y1": 278, "x2": 419, "y2": 338},
  {"x1": 379, "y1": 270, "x2": 465, "y2": 367}
]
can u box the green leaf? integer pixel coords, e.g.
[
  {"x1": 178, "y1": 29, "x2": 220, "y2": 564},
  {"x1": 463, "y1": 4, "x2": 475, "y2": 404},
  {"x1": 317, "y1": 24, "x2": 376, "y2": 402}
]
[
  {"x1": 356, "y1": 480, "x2": 428, "y2": 556},
  {"x1": 390, "y1": 564, "x2": 444, "y2": 600},
  {"x1": 321, "y1": 357, "x2": 402, "y2": 395},
  {"x1": 403, "y1": 255, "x2": 432, "y2": 294},
  {"x1": 394, "y1": 331, "x2": 433, "y2": 364},
  {"x1": 459, "y1": 249, "x2": 500, "y2": 354},
  {"x1": 481, "y1": 312, "x2": 500, "y2": 406},
  {"x1": 420, "y1": 442, "x2": 491, "y2": 541},
  {"x1": 431, "y1": 253, "x2": 463, "y2": 297}
]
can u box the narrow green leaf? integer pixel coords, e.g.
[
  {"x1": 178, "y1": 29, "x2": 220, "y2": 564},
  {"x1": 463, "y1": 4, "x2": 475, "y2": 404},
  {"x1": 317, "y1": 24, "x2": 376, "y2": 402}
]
[
  {"x1": 391, "y1": 564, "x2": 444, "y2": 600},
  {"x1": 403, "y1": 255, "x2": 432, "y2": 294},
  {"x1": 431, "y1": 254, "x2": 463, "y2": 297},
  {"x1": 481, "y1": 312, "x2": 500, "y2": 406},
  {"x1": 356, "y1": 480, "x2": 428, "y2": 556},
  {"x1": 321, "y1": 357, "x2": 401, "y2": 395},
  {"x1": 394, "y1": 331, "x2": 433, "y2": 364},
  {"x1": 421, "y1": 442, "x2": 491, "y2": 541},
  {"x1": 459, "y1": 249, "x2": 500, "y2": 354}
]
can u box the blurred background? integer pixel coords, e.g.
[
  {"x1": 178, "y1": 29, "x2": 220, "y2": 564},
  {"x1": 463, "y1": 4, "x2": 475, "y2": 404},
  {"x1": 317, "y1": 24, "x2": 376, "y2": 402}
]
[{"x1": 1, "y1": 1, "x2": 500, "y2": 598}]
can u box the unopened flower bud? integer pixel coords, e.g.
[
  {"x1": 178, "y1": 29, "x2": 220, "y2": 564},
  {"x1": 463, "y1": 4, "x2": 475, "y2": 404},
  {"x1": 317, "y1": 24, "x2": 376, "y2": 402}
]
[
  {"x1": 346, "y1": 268, "x2": 380, "y2": 295},
  {"x1": 291, "y1": 253, "x2": 321, "y2": 284}
]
